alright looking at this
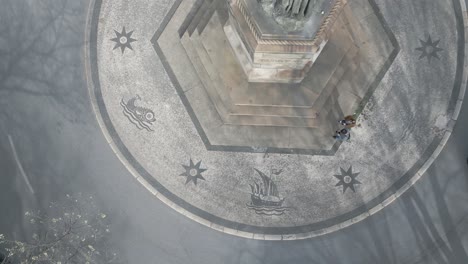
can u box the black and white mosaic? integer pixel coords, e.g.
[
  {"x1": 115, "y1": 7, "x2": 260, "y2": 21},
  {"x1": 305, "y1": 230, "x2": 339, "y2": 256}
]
[
  {"x1": 247, "y1": 169, "x2": 289, "y2": 216},
  {"x1": 334, "y1": 166, "x2": 361, "y2": 193},
  {"x1": 416, "y1": 35, "x2": 443, "y2": 63},
  {"x1": 120, "y1": 96, "x2": 156, "y2": 131},
  {"x1": 179, "y1": 159, "x2": 207, "y2": 185},
  {"x1": 111, "y1": 27, "x2": 137, "y2": 54}
]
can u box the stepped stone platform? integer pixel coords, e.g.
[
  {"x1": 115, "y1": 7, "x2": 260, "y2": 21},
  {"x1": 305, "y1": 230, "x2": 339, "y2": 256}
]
[{"x1": 153, "y1": 0, "x2": 395, "y2": 154}]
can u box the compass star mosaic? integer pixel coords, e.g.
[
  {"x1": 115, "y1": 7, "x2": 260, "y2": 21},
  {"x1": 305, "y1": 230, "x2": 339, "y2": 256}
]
[
  {"x1": 415, "y1": 35, "x2": 443, "y2": 63},
  {"x1": 110, "y1": 26, "x2": 137, "y2": 54},
  {"x1": 334, "y1": 166, "x2": 361, "y2": 193},
  {"x1": 179, "y1": 159, "x2": 207, "y2": 185}
]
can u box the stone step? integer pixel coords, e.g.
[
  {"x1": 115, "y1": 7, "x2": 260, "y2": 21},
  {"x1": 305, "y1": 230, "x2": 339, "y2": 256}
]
[
  {"x1": 324, "y1": 88, "x2": 344, "y2": 126},
  {"x1": 191, "y1": 22, "x2": 236, "y2": 111},
  {"x1": 225, "y1": 114, "x2": 320, "y2": 128},
  {"x1": 309, "y1": 42, "x2": 359, "y2": 115},
  {"x1": 230, "y1": 105, "x2": 319, "y2": 118},
  {"x1": 303, "y1": 30, "x2": 354, "y2": 93},
  {"x1": 333, "y1": 54, "x2": 368, "y2": 116},
  {"x1": 215, "y1": 0, "x2": 229, "y2": 26},
  {"x1": 178, "y1": 0, "x2": 205, "y2": 37},
  {"x1": 340, "y1": 5, "x2": 369, "y2": 46},
  {"x1": 180, "y1": 32, "x2": 231, "y2": 122},
  {"x1": 231, "y1": 82, "x2": 321, "y2": 107},
  {"x1": 230, "y1": 82, "x2": 320, "y2": 118},
  {"x1": 187, "y1": 0, "x2": 213, "y2": 36},
  {"x1": 197, "y1": 0, "x2": 220, "y2": 34}
]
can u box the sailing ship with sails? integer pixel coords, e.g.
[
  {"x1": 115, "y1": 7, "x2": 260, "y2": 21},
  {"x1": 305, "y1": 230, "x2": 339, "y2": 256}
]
[{"x1": 249, "y1": 168, "x2": 285, "y2": 207}]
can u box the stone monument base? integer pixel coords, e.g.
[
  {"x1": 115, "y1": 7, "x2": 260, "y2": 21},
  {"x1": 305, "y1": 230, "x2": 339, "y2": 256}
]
[
  {"x1": 155, "y1": 0, "x2": 396, "y2": 151},
  {"x1": 224, "y1": 0, "x2": 346, "y2": 83},
  {"x1": 224, "y1": 20, "x2": 323, "y2": 83}
]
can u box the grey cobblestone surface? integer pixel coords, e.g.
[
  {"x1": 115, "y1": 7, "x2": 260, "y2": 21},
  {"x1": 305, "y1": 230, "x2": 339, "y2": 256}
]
[{"x1": 86, "y1": 0, "x2": 467, "y2": 239}]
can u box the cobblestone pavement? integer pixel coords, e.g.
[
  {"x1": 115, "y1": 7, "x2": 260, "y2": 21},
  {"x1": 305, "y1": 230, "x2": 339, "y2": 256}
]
[
  {"x1": 0, "y1": 0, "x2": 467, "y2": 263},
  {"x1": 87, "y1": 0, "x2": 466, "y2": 238}
]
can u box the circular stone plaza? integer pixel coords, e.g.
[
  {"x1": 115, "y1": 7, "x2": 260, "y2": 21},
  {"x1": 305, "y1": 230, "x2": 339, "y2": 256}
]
[{"x1": 86, "y1": 0, "x2": 467, "y2": 240}]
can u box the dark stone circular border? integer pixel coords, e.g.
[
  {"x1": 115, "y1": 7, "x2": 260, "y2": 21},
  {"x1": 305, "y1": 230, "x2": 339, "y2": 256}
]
[{"x1": 85, "y1": 0, "x2": 467, "y2": 239}]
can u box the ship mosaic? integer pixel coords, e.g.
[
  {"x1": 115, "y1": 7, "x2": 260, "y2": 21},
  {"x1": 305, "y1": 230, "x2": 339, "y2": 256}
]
[{"x1": 247, "y1": 168, "x2": 290, "y2": 216}]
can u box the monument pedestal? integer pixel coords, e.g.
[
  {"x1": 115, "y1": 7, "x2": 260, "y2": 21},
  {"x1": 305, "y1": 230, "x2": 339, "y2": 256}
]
[{"x1": 225, "y1": 0, "x2": 347, "y2": 83}]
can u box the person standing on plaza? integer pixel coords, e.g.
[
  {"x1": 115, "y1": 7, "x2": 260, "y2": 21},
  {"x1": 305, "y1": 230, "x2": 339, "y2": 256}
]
[
  {"x1": 333, "y1": 128, "x2": 351, "y2": 141},
  {"x1": 338, "y1": 115, "x2": 357, "y2": 128}
]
